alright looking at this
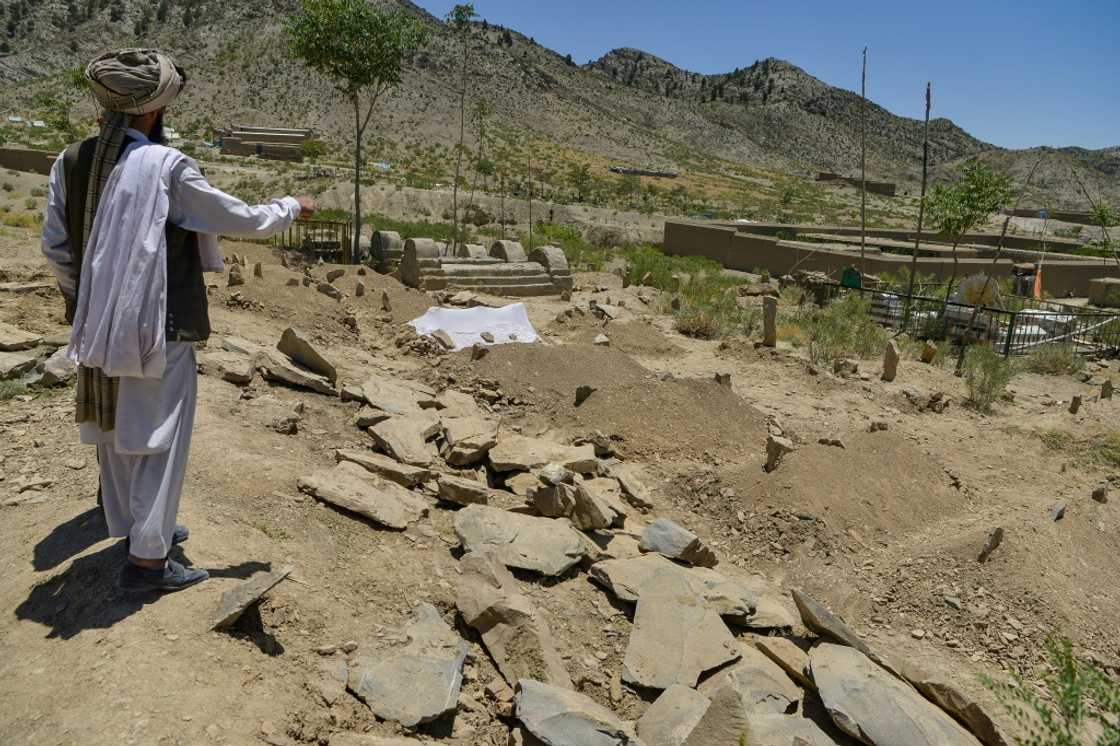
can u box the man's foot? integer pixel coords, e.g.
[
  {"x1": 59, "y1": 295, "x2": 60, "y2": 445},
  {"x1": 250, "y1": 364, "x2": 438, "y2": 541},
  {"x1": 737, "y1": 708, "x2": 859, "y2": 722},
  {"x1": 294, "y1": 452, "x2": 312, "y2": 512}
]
[
  {"x1": 118, "y1": 558, "x2": 209, "y2": 593},
  {"x1": 124, "y1": 524, "x2": 189, "y2": 554}
]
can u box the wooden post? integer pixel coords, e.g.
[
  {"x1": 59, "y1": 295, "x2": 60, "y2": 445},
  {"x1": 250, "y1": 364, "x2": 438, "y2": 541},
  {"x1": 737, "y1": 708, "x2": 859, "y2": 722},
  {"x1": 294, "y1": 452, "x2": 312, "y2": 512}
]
[
  {"x1": 859, "y1": 47, "x2": 868, "y2": 278},
  {"x1": 904, "y1": 82, "x2": 932, "y2": 325}
]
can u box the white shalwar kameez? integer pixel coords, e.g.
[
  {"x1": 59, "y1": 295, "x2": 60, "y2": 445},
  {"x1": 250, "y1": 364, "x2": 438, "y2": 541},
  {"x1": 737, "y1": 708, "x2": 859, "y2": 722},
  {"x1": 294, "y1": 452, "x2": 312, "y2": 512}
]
[{"x1": 42, "y1": 128, "x2": 301, "y2": 559}]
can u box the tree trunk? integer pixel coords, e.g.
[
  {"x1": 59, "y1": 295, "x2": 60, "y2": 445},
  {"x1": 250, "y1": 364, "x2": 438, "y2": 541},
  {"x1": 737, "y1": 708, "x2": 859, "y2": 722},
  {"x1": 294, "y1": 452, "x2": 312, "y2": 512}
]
[
  {"x1": 352, "y1": 98, "x2": 362, "y2": 266},
  {"x1": 452, "y1": 34, "x2": 468, "y2": 253}
]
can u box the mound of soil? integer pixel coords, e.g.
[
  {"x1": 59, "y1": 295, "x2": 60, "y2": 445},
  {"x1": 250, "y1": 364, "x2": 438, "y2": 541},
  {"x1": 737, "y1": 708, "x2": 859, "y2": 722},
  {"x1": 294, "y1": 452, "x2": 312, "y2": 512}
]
[
  {"x1": 463, "y1": 343, "x2": 768, "y2": 462},
  {"x1": 574, "y1": 321, "x2": 683, "y2": 357}
]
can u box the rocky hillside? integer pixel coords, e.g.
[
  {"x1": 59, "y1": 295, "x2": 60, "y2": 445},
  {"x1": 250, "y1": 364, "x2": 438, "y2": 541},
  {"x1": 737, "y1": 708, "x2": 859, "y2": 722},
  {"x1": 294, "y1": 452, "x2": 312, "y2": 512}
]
[{"x1": 0, "y1": 0, "x2": 1114, "y2": 209}]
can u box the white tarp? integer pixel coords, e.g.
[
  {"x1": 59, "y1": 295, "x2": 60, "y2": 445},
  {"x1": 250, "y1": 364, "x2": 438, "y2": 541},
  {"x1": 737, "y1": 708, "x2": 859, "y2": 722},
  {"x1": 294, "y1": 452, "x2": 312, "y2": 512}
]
[{"x1": 408, "y1": 303, "x2": 540, "y2": 351}]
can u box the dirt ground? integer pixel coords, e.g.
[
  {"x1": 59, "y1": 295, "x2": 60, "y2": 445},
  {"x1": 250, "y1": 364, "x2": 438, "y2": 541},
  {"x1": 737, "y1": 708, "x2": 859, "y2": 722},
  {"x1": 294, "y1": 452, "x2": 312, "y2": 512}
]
[{"x1": 1, "y1": 175, "x2": 1119, "y2": 744}]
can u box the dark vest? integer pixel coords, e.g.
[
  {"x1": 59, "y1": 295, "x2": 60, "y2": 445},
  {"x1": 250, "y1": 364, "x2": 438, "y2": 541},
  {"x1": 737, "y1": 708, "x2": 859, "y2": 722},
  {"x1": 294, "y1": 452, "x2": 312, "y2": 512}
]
[{"x1": 62, "y1": 136, "x2": 211, "y2": 342}]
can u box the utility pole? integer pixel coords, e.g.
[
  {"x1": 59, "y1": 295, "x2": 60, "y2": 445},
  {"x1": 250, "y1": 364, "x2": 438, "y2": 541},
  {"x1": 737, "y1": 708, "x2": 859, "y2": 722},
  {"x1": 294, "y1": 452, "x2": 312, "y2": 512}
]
[
  {"x1": 904, "y1": 82, "x2": 932, "y2": 324},
  {"x1": 859, "y1": 46, "x2": 868, "y2": 280},
  {"x1": 528, "y1": 150, "x2": 533, "y2": 250}
]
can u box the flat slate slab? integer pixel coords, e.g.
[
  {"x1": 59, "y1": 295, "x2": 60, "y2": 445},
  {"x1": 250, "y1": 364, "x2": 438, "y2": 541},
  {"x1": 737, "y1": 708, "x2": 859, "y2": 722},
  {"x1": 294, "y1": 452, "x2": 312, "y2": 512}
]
[
  {"x1": 297, "y1": 462, "x2": 429, "y2": 529},
  {"x1": 742, "y1": 713, "x2": 837, "y2": 746},
  {"x1": 0, "y1": 322, "x2": 43, "y2": 351},
  {"x1": 489, "y1": 434, "x2": 598, "y2": 474},
  {"x1": 636, "y1": 684, "x2": 711, "y2": 746},
  {"x1": 622, "y1": 571, "x2": 740, "y2": 690},
  {"x1": 348, "y1": 603, "x2": 468, "y2": 727},
  {"x1": 639, "y1": 518, "x2": 717, "y2": 567},
  {"x1": 212, "y1": 565, "x2": 293, "y2": 630},
  {"x1": 697, "y1": 644, "x2": 802, "y2": 715},
  {"x1": 258, "y1": 351, "x2": 335, "y2": 395},
  {"x1": 811, "y1": 643, "x2": 983, "y2": 746},
  {"x1": 454, "y1": 504, "x2": 585, "y2": 576},
  {"x1": 0, "y1": 351, "x2": 36, "y2": 380},
  {"x1": 437, "y1": 474, "x2": 495, "y2": 506},
  {"x1": 334, "y1": 449, "x2": 431, "y2": 488},
  {"x1": 277, "y1": 327, "x2": 338, "y2": 382},
  {"x1": 196, "y1": 350, "x2": 255, "y2": 385},
  {"x1": 515, "y1": 679, "x2": 642, "y2": 746},
  {"x1": 369, "y1": 416, "x2": 438, "y2": 467},
  {"x1": 442, "y1": 415, "x2": 499, "y2": 466},
  {"x1": 359, "y1": 372, "x2": 431, "y2": 416}
]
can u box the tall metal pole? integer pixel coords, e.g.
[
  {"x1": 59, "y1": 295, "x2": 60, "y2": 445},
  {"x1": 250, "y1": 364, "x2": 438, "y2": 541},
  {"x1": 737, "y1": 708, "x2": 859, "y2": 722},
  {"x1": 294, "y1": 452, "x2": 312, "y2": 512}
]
[
  {"x1": 904, "y1": 82, "x2": 932, "y2": 324},
  {"x1": 528, "y1": 150, "x2": 534, "y2": 250},
  {"x1": 859, "y1": 47, "x2": 868, "y2": 279}
]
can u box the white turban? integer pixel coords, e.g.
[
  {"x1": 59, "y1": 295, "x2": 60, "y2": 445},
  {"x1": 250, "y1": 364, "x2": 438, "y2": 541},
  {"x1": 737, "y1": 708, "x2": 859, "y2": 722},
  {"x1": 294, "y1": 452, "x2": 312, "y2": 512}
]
[{"x1": 84, "y1": 48, "x2": 186, "y2": 115}]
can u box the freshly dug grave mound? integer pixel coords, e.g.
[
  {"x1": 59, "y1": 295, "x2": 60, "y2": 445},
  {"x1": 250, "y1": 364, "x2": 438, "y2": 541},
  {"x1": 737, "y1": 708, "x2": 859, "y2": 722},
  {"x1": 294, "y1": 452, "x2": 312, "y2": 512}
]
[
  {"x1": 548, "y1": 316, "x2": 683, "y2": 357},
  {"x1": 465, "y1": 343, "x2": 768, "y2": 462},
  {"x1": 721, "y1": 430, "x2": 966, "y2": 538}
]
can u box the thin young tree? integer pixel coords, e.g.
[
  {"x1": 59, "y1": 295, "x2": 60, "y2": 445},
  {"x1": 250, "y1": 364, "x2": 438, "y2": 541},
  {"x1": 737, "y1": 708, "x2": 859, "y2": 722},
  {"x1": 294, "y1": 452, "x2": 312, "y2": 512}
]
[
  {"x1": 926, "y1": 159, "x2": 1012, "y2": 308},
  {"x1": 464, "y1": 96, "x2": 492, "y2": 221},
  {"x1": 447, "y1": 3, "x2": 476, "y2": 252},
  {"x1": 287, "y1": 0, "x2": 428, "y2": 263}
]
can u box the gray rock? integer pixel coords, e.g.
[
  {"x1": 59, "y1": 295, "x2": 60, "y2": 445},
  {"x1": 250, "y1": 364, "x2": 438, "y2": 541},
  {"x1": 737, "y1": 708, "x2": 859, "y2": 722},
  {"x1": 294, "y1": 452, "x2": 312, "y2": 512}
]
[
  {"x1": 212, "y1": 565, "x2": 293, "y2": 630},
  {"x1": 1050, "y1": 500, "x2": 1067, "y2": 521},
  {"x1": 334, "y1": 449, "x2": 431, "y2": 488},
  {"x1": 454, "y1": 505, "x2": 585, "y2": 576},
  {"x1": 1092, "y1": 481, "x2": 1110, "y2": 504},
  {"x1": 442, "y1": 416, "x2": 499, "y2": 466},
  {"x1": 742, "y1": 713, "x2": 837, "y2": 746},
  {"x1": 438, "y1": 474, "x2": 495, "y2": 506},
  {"x1": 575, "y1": 384, "x2": 596, "y2": 407},
  {"x1": 1103, "y1": 379, "x2": 1114, "y2": 400},
  {"x1": 431, "y1": 329, "x2": 455, "y2": 350},
  {"x1": 258, "y1": 351, "x2": 335, "y2": 395},
  {"x1": 697, "y1": 644, "x2": 802, "y2": 714},
  {"x1": 318, "y1": 282, "x2": 343, "y2": 300},
  {"x1": 890, "y1": 657, "x2": 1010, "y2": 746},
  {"x1": 762, "y1": 295, "x2": 778, "y2": 347},
  {"x1": 278, "y1": 327, "x2": 338, "y2": 383},
  {"x1": 682, "y1": 685, "x2": 749, "y2": 746},
  {"x1": 196, "y1": 350, "x2": 254, "y2": 385},
  {"x1": 792, "y1": 590, "x2": 877, "y2": 660},
  {"x1": 1070, "y1": 395, "x2": 1082, "y2": 414},
  {"x1": 369, "y1": 415, "x2": 439, "y2": 467},
  {"x1": 636, "y1": 685, "x2": 711, "y2": 746},
  {"x1": 253, "y1": 262, "x2": 263, "y2": 279},
  {"x1": 638, "y1": 518, "x2": 718, "y2": 567},
  {"x1": 381, "y1": 290, "x2": 392, "y2": 312},
  {"x1": 489, "y1": 435, "x2": 598, "y2": 474},
  {"x1": 355, "y1": 279, "x2": 366, "y2": 297},
  {"x1": 811, "y1": 643, "x2": 982, "y2": 745},
  {"x1": 457, "y1": 550, "x2": 571, "y2": 689},
  {"x1": 38, "y1": 346, "x2": 76, "y2": 386},
  {"x1": 920, "y1": 340, "x2": 938, "y2": 364},
  {"x1": 0, "y1": 322, "x2": 42, "y2": 351},
  {"x1": 765, "y1": 435, "x2": 795, "y2": 473},
  {"x1": 594, "y1": 334, "x2": 610, "y2": 346},
  {"x1": 329, "y1": 734, "x2": 425, "y2": 745},
  {"x1": 754, "y1": 636, "x2": 813, "y2": 689},
  {"x1": 359, "y1": 372, "x2": 431, "y2": 417},
  {"x1": 608, "y1": 462, "x2": 655, "y2": 510},
  {"x1": 228, "y1": 265, "x2": 244, "y2": 287},
  {"x1": 326, "y1": 268, "x2": 346, "y2": 283},
  {"x1": 881, "y1": 340, "x2": 900, "y2": 382},
  {"x1": 297, "y1": 462, "x2": 430, "y2": 529},
  {"x1": 348, "y1": 603, "x2": 467, "y2": 727},
  {"x1": 531, "y1": 479, "x2": 626, "y2": 531},
  {"x1": 623, "y1": 571, "x2": 740, "y2": 690},
  {"x1": 515, "y1": 679, "x2": 641, "y2": 746},
  {"x1": 0, "y1": 351, "x2": 36, "y2": 380}
]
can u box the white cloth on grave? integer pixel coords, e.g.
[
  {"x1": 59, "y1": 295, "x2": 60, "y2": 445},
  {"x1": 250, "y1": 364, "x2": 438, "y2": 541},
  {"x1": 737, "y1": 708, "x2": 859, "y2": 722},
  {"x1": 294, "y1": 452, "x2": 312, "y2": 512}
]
[{"x1": 407, "y1": 303, "x2": 540, "y2": 351}]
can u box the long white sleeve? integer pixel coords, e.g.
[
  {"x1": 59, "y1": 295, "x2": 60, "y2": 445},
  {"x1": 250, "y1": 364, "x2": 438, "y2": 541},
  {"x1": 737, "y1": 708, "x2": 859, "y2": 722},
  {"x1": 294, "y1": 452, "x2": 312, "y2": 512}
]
[
  {"x1": 41, "y1": 153, "x2": 77, "y2": 301},
  {"x1": 168, "y1": 161, "x2": 301, "y2": 239}
]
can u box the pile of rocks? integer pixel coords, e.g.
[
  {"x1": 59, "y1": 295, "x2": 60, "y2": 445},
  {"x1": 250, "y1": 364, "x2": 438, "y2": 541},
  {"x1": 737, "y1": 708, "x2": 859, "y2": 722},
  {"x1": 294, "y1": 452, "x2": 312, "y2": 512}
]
[{"x1": 0, "y1": 322, "x2": 75, "y2": 387}]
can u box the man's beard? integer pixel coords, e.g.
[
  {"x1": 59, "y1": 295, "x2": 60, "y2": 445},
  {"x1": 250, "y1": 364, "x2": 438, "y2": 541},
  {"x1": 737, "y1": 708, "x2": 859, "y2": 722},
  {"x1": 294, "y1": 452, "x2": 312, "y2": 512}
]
[{"x1": 149, "y1": 112, "x2": 167, "y2": 145}]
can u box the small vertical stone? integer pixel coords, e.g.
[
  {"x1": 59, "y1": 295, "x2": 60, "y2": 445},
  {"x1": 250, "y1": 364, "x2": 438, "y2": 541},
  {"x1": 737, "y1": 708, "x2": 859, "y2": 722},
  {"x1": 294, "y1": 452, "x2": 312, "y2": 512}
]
[
  {"x1": 253, "y1": 262, "x2": 263, "y2": 279},
  {"x1": 355, "y1": 280, "x2": 366, "y2": 298},
  {"x1": 762, "y1": 295, "x2": 778, "y2": 347},
  {"x1": 881, "y1": 340, "x2": 900, "y2": 382},
  {"x1": 1102, "y1": 379, "x2": 1113, "y2": 400},
  {"x1": 1069, "y1": 395, "x2": 1082, "y2": 414},
  {"x1": 381, "y1": 290, "x2": 392, "y2": 313}
]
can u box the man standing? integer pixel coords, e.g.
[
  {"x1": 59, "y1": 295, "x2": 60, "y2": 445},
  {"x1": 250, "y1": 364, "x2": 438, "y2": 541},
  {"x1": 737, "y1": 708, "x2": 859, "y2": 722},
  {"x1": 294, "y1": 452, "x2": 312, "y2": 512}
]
[{"x1": 41, "y1": 49, "x2": 315, "y2": 593}]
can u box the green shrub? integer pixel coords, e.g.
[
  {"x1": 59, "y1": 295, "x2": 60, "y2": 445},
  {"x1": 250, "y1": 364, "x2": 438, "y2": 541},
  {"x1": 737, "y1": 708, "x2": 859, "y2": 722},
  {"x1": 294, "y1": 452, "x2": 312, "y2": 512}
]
[
  {"x1": 518, "y1": 223, "x2": 609, "y2": 271},
  {"x1": 1089, "y1": 432, "x2": 1120, "y2": 468},
  {"x1": 674, "y1": 308, "x2": 718, "y2": 338},
  {"x1": 984, "y1": 637, "x2": 1120, "y2": 746},
  {"x1": 1021, "y1": 345, "x2": 1086, "y2": 377},
  {"x1": 0, "y1": 380, "x2": 26, "y2": 401},
  {"x1": 802, "y1": 293, "x2": 889, "y2": 365},
  {"x1": 2, "y1": 182, "x2": 13, "y2": 192},
  {"x1": 962, "y1": 346, "x2": 1012, "y2": 412}
]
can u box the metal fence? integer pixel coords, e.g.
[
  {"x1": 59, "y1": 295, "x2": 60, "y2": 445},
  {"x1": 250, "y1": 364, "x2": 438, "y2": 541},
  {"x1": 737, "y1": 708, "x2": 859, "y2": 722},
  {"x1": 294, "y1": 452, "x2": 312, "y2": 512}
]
[
  {"x1": 824, "y1": 283, "x2": 1120, "y2": 357},
  {"x1": 272, "y1": 220, "x2": 354, "y2": 263}
]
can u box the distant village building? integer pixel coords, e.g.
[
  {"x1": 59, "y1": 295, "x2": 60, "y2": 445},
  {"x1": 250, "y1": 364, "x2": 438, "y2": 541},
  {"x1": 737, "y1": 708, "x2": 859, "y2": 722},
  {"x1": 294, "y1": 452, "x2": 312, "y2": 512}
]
[{"x1": 214, "y1": 124, "x2": 313, "y2": 162}]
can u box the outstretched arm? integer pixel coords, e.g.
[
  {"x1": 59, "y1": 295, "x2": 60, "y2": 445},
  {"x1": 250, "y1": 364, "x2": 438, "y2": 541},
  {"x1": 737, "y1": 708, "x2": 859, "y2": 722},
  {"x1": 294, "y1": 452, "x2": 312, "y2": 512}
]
[{"x1": 168, "y1": 160, "x2": 315, "y2": 238}]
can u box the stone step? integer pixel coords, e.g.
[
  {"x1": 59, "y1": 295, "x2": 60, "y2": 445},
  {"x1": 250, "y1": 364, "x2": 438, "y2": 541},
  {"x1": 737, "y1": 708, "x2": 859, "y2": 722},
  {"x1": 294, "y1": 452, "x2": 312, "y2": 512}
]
[
  {"x1": 440, "y1": 262, "x2": 549, "y2": 278},
  {"x1": 446, "y1": 281, "x2": 559, "y2": 297}
]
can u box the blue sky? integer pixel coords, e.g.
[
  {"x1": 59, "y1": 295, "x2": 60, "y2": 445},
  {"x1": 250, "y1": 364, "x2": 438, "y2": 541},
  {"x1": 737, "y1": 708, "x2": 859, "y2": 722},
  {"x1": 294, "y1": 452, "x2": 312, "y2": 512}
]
[{"x1": 415, "y1": 0, "x2": 1119, "y2": 150}]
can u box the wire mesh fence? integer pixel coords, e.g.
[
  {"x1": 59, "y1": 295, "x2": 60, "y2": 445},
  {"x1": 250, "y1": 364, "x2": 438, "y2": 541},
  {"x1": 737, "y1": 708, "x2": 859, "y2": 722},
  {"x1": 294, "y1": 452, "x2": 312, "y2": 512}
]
[
  {"x1": 822, "y1": 283, "x2": 1120, "y2": 357},
  {"x1": 271, "y1": 220, "x2": 354, "y2": 263}
]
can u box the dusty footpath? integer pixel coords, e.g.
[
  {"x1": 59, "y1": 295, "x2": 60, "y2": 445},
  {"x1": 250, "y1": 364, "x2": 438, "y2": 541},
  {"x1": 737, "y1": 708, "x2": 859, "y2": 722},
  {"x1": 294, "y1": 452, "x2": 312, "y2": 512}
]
[{"x1": 0, "y1": 211, "x2": 1118, "y2": 745}]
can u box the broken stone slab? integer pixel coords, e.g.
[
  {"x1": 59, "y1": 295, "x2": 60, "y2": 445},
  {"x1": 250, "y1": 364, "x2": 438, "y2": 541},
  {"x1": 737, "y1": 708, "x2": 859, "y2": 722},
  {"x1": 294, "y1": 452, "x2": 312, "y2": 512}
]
[
  {"x1": 765, "y1": 435, "x2": 795, "y2": 473},
  {"x1": 253, "y1": 262, "x2": 263, "y2": 279},
  {"x1": 585, "y1": 530, "x2": 644, "y2": 562},
  {"x1": 221, "y1": 336, "x2": 265, "y2": 357},
  {"x1": 489, "y1": 435, "x2": 598, "y2": 474},
  {"x1": 326, "y1": 268, "x2": 346, "y2": 283},
  {"x1": 437, "y1": 474, "x2": 495, "y2": 506},
  {"x1": 355, "y1": 279, "x2": 366, "y2": 297},
  {"x1": 431, "y1": 329, "x2": 454, "y2": 350},
  {"x1": 754, "y1": 636, "x2": 813, "y2": 689},
  {"x1": 792, "y1": 590, "x2": 877, "y2": 660},
  {"x1": 0, "y1": 281, "x2": 52, "y2": 293},
  {"x1": 1069, "y1": 395, "x2": 1082, "y2": 414},
  {"x1": 457, "y1": 550, "x2": 571, "y2": 689},
  {"x1": 594, "y1": 334, "x2": 610, "y2": 346},
  {"x1": 196, "y1": 350, "x2": 254, "y2": 385},
  {"x1": 329, "y1": 734, "x2": 425, "y2": 746},
  {"x1": 681, "y1": 685, "x2": 749, "y2": 746},
  {"x1": 811, "y1": 643, "x2": 983, "y2": 745},
  {"x1": 454, "y1": 504, "x2": 585, "y2": 576},
  {"x1": 258, "y1": 351, "x2": 335, "y2": 396},
  {"x1": 589, "y1": 554, "x2": 758, "y2": 624},
  {"x1": 887, "y1": 656, "x2": 1010, "y2": 746},
  {"x1": 1049, "y1": 499, "x2": 1067, "y2": 521},
  {"x1": 623, "y1": 571, "x2": 740, "y2": 690},
  {"x1": 278, "y1": 327, "x2": 338, "y2": 383},
  {"x1": 369, "y1": 415, "x2": 439, "y2": 467},
  {"x1": 297, "y1": 462, "x2": 430, "y2": 530},
  {"x1": 442, "y1": 416, "x2": 499, "y2": 466},
  {"x1": 1092, "y1": 481, "x2": 1110, "y2": 504},
  {"x1": 1103, "y1": 379, "x2": 1114, "y2": 400},
  {"x1": 882, "y1": 340, "x2": 900, "y2": 382},
  {"x1": 212, "y1": 565, "x2": 293, "y2": 630},
  {"x1": 381, "y1": 289, "x2": 392, "y2": 312},
  {"x1": 574, "y1": 384, "x2": 596, "y2": 407},
  {"x1": 742, "y1": 713, "x2": 837, "y2": 746},
  {"x1": 636, "y1": 685, "x2": 711, "y2": 746},
  {"x1": 0, "y1": 322, "x2": 42, "y2": 351},
  {"x1": 608, "y1": 462, "x2": 655, "y2": 510},
  {"x1": 38, "y1": 347, "x2": 76, "y2": 386},
  {"x1": 334, "y1": 449, "x2": 431, "y2": 488},
  {"x1": 359, "y1": 372, "x2": 431, "y2": 417},
  {"x1": 920, "y1": 340, "x2": 938, "y2": 364},
  {"x1": 762, "y1": 295, "x2": 777, "y2": 347},
  {"x1": 697, "y1": 644, "x2": 802, "y2": 715},
  {"x1": 531, "y1": 478, "x2": 626, "y2": 531},
  {"x1": 0, "y1": 351, "x2": 36, "y2": 380},
  {"x1": 348, "y1": 603, "x2": 467, "y2": 728},
  {"x1": 515, "y1": 679, "x2": 642, "y2": 746},
  {"x1": 228, "y1": 265, "x2": 244, "y2": 287},
  {"x1": 318, "y1": 282, "x2": 343, "y2": 300},
  {"x1": 638, "y1": 518, "x2": 718, "y2": 568}
]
